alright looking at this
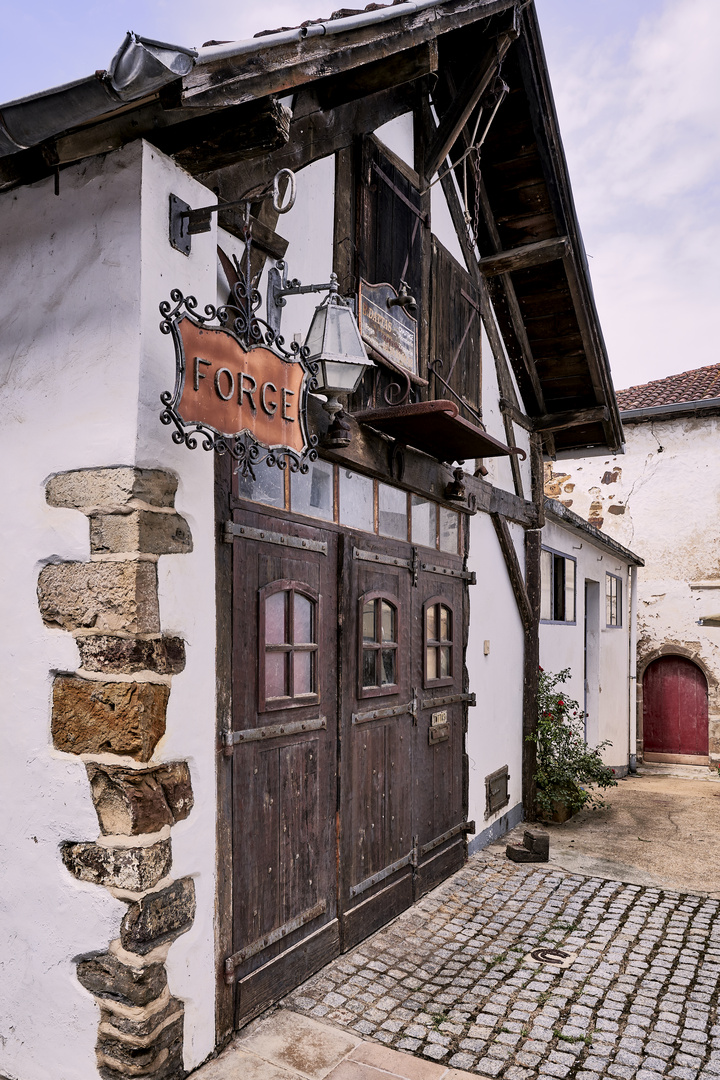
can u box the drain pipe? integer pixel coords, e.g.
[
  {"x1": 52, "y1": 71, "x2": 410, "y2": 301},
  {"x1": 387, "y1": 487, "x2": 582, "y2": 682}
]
[{"x1": 628, "y1": 565, "x2": 638, "y2": 773}]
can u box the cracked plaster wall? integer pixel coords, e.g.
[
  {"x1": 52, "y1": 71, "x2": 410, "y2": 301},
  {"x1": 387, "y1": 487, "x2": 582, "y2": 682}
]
[{"x1": 547, "y1": 417, "x2": 720, "y2": 763}]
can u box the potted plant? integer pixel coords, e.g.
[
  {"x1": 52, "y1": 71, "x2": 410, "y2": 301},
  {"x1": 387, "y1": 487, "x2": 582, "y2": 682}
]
[{"x1": 528, "y1": 667, "x2": 617, "y2": 822}]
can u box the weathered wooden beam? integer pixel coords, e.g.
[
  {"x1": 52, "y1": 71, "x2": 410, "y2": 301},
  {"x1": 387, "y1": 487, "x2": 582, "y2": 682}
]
[
  {"x1": 182, "y1": 0, "x2": 518, "y2": 108},
  {"x1": 491, "y1": 512, "x2": 532, "y2": 631},
  {"x1": 499, "y1": 397, "x2": 533, "y2": 431},
  {"x1": 316, "y1": 41, "x2": 438, "y2": 110},
  {"x1": 534, "y1": 405, "x2": 610, "y2": 433},
  {"x1": 202, "y1": 82, "x2": 416, "y2": 202},
  {"x1": 476, "y1": 236, "x2": 569, "y2": 277},
  {"x1": 154, "y1": 98, "x2": 291, "y2": 174},
  {"x1": 423, "y1": 23, "x2": 517, "y2": 181}
]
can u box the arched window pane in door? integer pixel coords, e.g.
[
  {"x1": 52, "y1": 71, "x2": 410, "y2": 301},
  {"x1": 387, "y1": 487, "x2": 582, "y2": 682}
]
[
  {"x1": 425, "y1": 600, "x2": 453, "y2": 685},
  {"x1": 360, "y1": 596, "x2": 398, "y2": 694},
  {"x1": 261, "y1": 584, "x2": 319, "y2": 709}
]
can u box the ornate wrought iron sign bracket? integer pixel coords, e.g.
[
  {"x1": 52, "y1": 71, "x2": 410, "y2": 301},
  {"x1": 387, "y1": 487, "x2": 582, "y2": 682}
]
[{"x1": 159, "y1": 240, "x2": 318, "y2": 478}]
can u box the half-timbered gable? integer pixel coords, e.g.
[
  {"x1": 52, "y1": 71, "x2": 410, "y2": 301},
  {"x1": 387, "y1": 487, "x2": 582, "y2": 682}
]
[{"x1": 0, "y1": 6, "x2": 628, "y2": 1079}]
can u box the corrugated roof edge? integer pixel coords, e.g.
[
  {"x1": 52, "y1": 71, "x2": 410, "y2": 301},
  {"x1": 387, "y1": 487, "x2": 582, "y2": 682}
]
[{"x1": 544, "y1": 498, "x2": 644, "y2": 567}]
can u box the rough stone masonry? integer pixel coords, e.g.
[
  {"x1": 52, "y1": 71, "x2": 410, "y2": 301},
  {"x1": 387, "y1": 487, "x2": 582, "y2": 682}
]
[
  {"x1": 39, "y1": 467, "x2": 196, "y2": 1080},
  {"x1": 287, "y1": 851, "x2": 720, "y2": 1080}
]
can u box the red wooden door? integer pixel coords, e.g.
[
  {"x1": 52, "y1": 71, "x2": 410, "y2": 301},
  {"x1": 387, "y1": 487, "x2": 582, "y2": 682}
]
[{"x1": 643, "y1": 656, "x2": 708, "y2": 760}]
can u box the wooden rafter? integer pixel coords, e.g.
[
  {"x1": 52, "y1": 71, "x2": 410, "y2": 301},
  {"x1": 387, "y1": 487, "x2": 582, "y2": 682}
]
[
  {"x1": 476, "y1": 236, "x2": 569, "y2": 277},
  {"x1": 423, "y1": 23, "x2": 518, "y2": 182}
]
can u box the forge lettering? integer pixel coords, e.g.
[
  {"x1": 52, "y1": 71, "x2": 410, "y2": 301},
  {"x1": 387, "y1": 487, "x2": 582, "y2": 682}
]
[{"x1": 193, "y1": 357, "x2": 296, "y2": 421}]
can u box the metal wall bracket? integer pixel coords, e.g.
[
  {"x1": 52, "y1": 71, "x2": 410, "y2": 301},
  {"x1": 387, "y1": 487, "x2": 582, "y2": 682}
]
[{"x1": 169, "y1": 194, "x2": 193, "y2": 255}]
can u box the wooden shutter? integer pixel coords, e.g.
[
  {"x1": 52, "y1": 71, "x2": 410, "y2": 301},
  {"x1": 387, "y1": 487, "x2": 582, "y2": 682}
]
[
  {"x1": 429, "y1": 237, "x2": 482, "y2": 422},
  {"x1": 353, "y1": 137, "x2": 425, "y2": 410}
]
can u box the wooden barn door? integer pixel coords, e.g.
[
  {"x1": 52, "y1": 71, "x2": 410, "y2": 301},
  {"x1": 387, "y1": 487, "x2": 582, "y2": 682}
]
[
  {"x1": 412, "y1": 562, "x2": 468, "y2": 897},
  {"x1": 643, "y1": 656, "x2": 709, "y2": 764},
  {"x1": 228, "y1": 509, "x2": 340, "y2": 1024},
  {"x1": 338, "y1": 531, "x2": 415, "y2": 949}
]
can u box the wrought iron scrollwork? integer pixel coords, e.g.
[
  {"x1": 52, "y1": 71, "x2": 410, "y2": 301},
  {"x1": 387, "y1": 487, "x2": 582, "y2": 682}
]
[{"x1": 159, "y1": 246, "x2": 319, "y2": 477}]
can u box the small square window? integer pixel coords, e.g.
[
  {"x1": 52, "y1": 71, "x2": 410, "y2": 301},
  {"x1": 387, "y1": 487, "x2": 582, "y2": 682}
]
[
  {"x1": 339, "y1": 469, "x2": 374, "y2": 532},
  {"x1": 291, "y1": 460, "x2": 334, "y2": 520},
  {"x1": 378, "y1": 483, "x2": 408, "y2": 540},
  {"x1": 411, "y1": 496, "x2": 436, "y2": 548}
]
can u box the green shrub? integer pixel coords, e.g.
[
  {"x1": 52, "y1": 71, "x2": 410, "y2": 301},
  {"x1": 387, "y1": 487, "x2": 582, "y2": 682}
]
[{"x1": 528, "y1": 667, "x2": 617, "y2": 818}]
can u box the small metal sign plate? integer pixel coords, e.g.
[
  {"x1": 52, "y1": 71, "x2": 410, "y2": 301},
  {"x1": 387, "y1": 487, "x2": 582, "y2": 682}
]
[
  {"x1": 359, "y1": 280, "x2": 418, "y2": 376},
  {"x1": 431, "y1": 710, "x2": 448, "y2": 727}
]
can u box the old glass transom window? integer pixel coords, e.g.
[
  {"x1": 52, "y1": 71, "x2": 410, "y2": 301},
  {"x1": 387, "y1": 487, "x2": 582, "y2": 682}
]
[
  {"x1": 261, "y1": 585, "x2": 318, "y2": 708},
  {"x1": 540, "y1": 548, "x2": 576, "y2": 623},
  {"x1": 361, "y1": 596, "x2": 398, "y2": 694},
  {"x1": 606, "y1": 573, "x2": 622, "y2": 627}
]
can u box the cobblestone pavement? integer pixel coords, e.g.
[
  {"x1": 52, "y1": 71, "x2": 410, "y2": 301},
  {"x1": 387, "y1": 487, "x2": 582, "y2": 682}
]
[{"x1": 285, "y1": 850, "x2": 720, "y2": 1080}]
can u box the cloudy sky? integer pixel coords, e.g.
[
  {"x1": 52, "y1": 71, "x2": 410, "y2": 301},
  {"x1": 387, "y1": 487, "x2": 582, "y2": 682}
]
[{"x1": 1, "y1": 0, "x2": 717, "y2": 391}]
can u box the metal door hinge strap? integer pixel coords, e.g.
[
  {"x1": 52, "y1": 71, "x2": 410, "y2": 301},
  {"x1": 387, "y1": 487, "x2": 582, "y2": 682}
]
[
  {"x1": 420, "y1": 560, "x2": 476, "y2": 583},
  {"x1": 223, "y1": 716, "x2": 326, "y2": 754},
  {"x1": 349, "y1": 850, "x2": 414, "y2": 898},
  {"x1": 420, "y1": 692, "x2": 476, "y2": 710},
  {"x1": 353, "y1": 547, "x2": 412, "y2": 572},
  {"x1": 352, "y1": 701, "x2": 414, "y2": 725},
  {"x1": 224, "y1": 521, "x2": 327, "y2": 554},
  {"x1": 419, "y1": 820, "x2": 475, "y2": 858},
  {"x1": 223, "y1": 900, "x2": 327, "y2": 983}
]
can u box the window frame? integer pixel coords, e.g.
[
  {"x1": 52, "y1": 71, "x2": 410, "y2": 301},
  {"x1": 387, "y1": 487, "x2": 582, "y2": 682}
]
[
  {"x1": 423, "y1": 595, "x2": 455, "y2": 688},
  {"x1": 606, "y1": 572, "x2": 623, "y2": 628},
  {"x1": 540, "y1": 546, "x2": 577, "y2": 625},
  {"x1": 358, "y1": 590, "x2": 400, "y2": 699},
  {"x1": 258, "y1": 579, "x2": 321, "y2": 713}
]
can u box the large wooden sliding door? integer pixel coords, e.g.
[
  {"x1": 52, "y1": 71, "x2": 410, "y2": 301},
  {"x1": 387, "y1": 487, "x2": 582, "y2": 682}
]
[
  {"x1": 226, "y1": 500, "x2": 470, "y2": 1025},
  {"x1": 227, "y1": 509, "x2": 340, "y2": 1024}
]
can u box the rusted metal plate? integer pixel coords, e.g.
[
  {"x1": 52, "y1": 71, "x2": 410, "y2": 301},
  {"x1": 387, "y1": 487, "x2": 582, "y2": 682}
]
[{"x1": 177, "y1": 319, "x2": 307, "y2": 452}]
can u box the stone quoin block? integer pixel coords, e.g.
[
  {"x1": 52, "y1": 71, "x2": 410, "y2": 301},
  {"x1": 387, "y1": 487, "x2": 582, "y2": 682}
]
[
  {"x1": 89, "y1": 511, "x2": 193, "y2": 557},
  {"x1": 52, "y1": 677, "x2": 169, "y2": 761},
  {"x1": 61, "y1": 838, "x2": 172, "y2": 891},
  {"x1": 46, "y1": 467, "x2": 178, "y2": 512},
  {"x1": 77, "y1": 635, "x2": 186, "y2": 676},
  {"x1": 38, "y1": 561, "x2": 160, "y2": 634},
  {"x1": 87, "y1": 763, "x2": 194, "y2": 836},
  {"x1": 120, "y1": 877, "x2": 196, "y2": 955},
  {"x1": 76, "y1": 950, "x2": 168, "y2": 1008},
  {"x1": 97, "y1": 1036, "x2": 184, "y2": 1080},
  {"x1": 99, "y1": 997, "x2": 183, "y2": 1041}
]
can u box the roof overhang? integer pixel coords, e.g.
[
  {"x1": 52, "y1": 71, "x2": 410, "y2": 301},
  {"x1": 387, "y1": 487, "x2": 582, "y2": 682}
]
[{"x1": 544, "y1": 499, "x2": 644, "y2": 567}]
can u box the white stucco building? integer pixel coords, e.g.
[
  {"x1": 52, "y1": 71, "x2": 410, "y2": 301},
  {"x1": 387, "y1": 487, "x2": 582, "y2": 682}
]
[
  {"x1": 539, "y1": 499, "x2": 642, "y2": 776},
  {"x1": 546, "y1": 364, "x2": 720, "y2": 770}
]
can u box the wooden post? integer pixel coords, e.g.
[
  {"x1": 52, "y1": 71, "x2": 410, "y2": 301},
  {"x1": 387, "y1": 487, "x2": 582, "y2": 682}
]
[{"x1": 523, "y1": 526, "x2": 541, "y2": 820}]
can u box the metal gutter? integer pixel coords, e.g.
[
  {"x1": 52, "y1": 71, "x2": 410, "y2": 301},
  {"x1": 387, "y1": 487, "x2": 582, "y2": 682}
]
[
  {"x1": 544, "y1": 498, "x2": 644, "y2": 567},
  {"x1": 195, "y1": 0, "x2": 445, "y2": 64},
  {"x1": 619, "y1": 397, "x2": 720, "y2": 424},
  {"x1": 0, "y1": 32, "x2": 196, "y2": 158}
]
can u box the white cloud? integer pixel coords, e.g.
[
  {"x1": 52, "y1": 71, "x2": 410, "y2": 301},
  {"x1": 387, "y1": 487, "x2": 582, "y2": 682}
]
[{"x1": 546, "y1": 0, "x2": 720, "y2": 387}]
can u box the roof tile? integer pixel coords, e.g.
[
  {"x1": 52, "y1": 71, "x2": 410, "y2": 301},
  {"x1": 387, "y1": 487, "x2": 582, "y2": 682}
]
[{"x1": 617, "y1": 363, "x2": 720, "y2": 411}]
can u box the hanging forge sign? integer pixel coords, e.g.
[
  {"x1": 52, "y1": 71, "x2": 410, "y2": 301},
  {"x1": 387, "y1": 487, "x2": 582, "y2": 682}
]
[{"x1": 159, "y1": 285, "x2": 318, "y2": 476}]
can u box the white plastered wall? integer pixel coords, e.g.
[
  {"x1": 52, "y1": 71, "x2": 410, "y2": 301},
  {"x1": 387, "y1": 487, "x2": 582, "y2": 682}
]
[
  {"x1": 550, "y1": 416, "x2": 720, "y2": 762},
  {"x1": 539, "y1": 517, "x2": 633, "y2": 772},
  {"x1": 466, "y1": 514, "x2": 526, "y2": 841},
  {"x1": 0, "y1": 140, "x2": 219, "y2": 1080}
]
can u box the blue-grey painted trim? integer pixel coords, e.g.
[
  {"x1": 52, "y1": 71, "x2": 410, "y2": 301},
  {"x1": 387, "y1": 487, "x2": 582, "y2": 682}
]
[{"x1": 468, "y1": 801, "x2": 523, "y2": 855}]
